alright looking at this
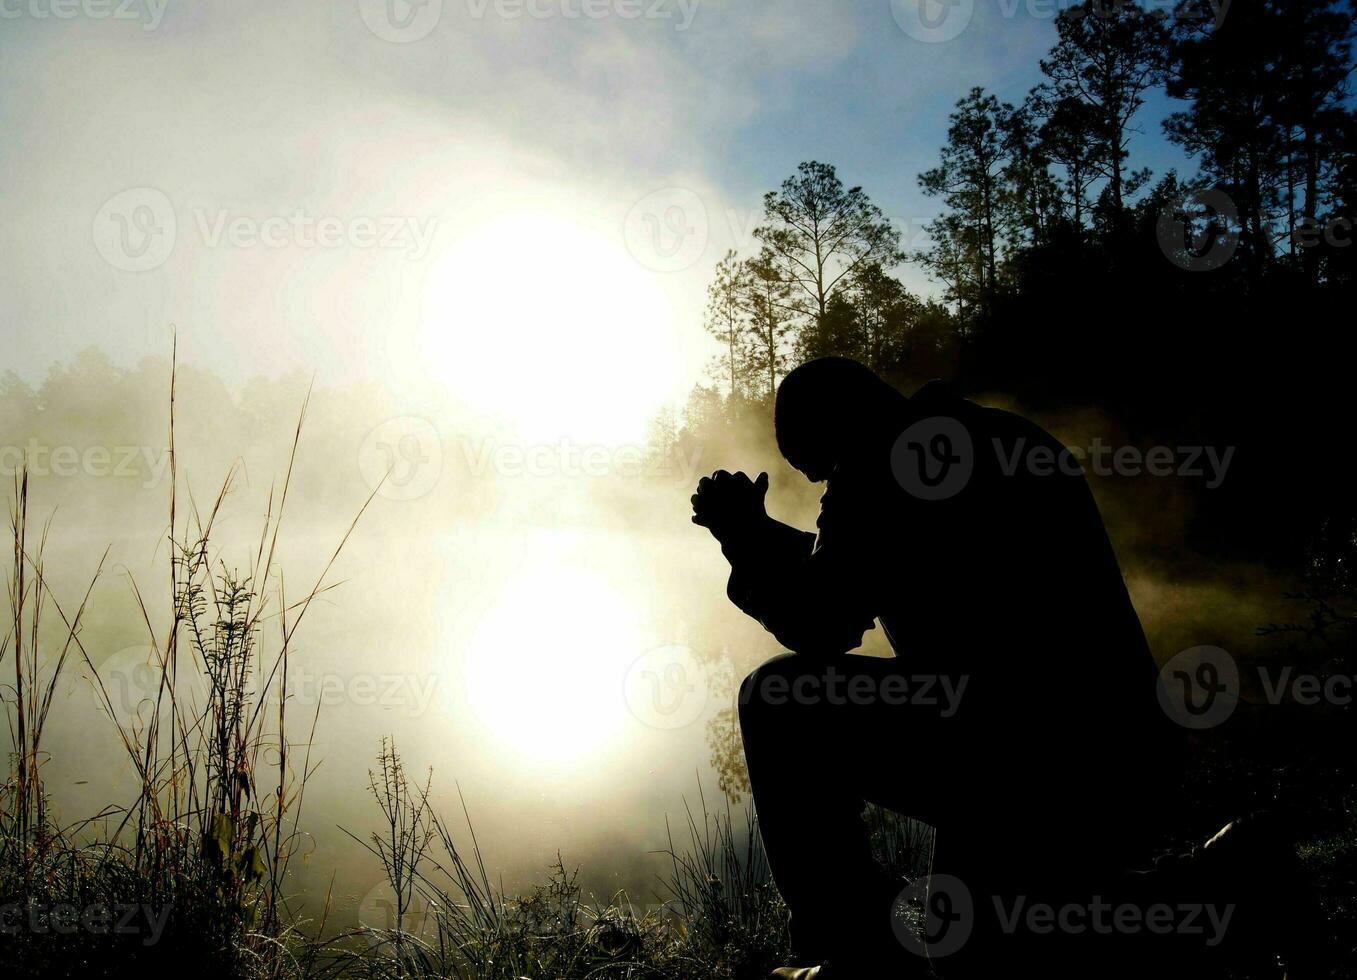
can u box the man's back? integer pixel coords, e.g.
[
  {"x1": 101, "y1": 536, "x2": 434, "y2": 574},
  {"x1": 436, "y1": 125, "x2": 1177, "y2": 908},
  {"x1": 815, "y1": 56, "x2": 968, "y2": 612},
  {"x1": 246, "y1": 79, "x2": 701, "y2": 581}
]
[{"x1": 853, "y1": 383, "x2": 1179, "y2": 861}]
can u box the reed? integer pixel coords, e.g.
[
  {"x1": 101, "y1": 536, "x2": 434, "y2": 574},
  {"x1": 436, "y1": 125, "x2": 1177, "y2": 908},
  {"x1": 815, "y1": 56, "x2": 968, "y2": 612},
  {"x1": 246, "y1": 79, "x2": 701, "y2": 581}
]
[{"x1": 1, "y1": 343, "x2": 375, "y2": 978}]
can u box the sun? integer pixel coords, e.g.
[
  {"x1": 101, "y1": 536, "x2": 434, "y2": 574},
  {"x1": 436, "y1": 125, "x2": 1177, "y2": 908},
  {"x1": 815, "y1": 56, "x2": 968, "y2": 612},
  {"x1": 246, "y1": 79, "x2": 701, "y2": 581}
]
[
  {"x1": 463, "y1": 559, "x2": 644, "y2": 763},
  {"x1": 420, "y1": 211, "x2": 682, "y2": 445}
]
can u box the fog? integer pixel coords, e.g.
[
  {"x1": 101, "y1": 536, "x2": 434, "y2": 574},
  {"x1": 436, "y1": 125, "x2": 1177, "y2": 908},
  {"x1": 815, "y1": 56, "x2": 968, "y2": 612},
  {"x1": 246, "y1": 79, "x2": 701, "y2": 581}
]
[
  {"x1": 2, "y1": 349, "x2": 1297, "y2": 934},
  {"x1": 3, "y1": 351, "x2": 781, "y2": 928},
  {"x1": 0, "y1": 1, "x2": 1309, "y2": 935}
]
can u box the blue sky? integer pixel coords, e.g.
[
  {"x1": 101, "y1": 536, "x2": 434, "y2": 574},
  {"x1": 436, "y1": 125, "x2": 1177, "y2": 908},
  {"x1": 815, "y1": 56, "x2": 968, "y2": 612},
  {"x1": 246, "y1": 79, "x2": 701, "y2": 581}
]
[
  {"x1": 702, "y1": 3, "x2": 1198, "y2": 289},
  {"x1": 0, "y1": 0, "x2": 1203, "y2": 410}
]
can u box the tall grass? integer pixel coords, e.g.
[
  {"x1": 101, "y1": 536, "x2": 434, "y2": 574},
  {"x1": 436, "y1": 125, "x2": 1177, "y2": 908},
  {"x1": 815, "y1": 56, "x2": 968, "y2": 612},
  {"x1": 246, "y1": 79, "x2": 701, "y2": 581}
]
[
  {"x1": 0, "y1": 349, "x2": 922, "y2": 979},
  {"x1": 334, "y1": 746, "x2": 792, "y2": 980},
  {"x1": 1, "y1": 347, "x2": 377, "y2": 978}
]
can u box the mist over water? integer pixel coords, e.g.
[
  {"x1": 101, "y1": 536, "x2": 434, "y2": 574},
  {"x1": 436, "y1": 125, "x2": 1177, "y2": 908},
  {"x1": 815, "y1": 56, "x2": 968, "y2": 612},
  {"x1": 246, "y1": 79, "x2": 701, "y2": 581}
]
[
  {"x1": 3, "y1": 348, "x2": 1297, "y2": 937},
  {"x1": 4, "y1": 351, "x2": 759, "y2": 931}
]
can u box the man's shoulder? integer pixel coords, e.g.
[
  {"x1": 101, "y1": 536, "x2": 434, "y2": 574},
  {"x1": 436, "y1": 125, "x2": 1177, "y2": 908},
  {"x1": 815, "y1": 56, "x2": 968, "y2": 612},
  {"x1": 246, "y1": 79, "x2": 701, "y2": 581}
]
[{"x1": 913, "y1": 379, "x2": 1062, "y2": 451}]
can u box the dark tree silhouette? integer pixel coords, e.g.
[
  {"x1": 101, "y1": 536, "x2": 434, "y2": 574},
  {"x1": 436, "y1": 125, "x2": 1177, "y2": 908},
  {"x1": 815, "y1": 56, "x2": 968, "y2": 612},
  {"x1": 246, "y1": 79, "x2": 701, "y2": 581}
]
[
  {"x1": 704, "y1": 249, "x2": 752, "y2": 399},
  {"x1": 1041, "y1": 0, "x2": 1170, "y2": 217},
  {"x1": 753, "y1": 161, "x2": 903, "y2": 326},
  {"x1": 1167, "y1": 0, "x2": 1354, "y2": 275},
  {"x1": 919, "y1": 88, "x2": 1013, "y2": 306},
  {"x1": 739, "y1": 251, "x2": 796, "y2": 401}
]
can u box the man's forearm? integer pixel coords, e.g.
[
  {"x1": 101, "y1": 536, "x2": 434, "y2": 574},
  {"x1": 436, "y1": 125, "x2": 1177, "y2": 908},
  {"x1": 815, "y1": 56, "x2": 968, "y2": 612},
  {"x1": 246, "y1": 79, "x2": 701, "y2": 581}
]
[
  {"x1": 719, "y1": 516, "x2": 876, "y2": 658},
  {"x1": 718, "y1": 513, "x2": 815, "y2": 569},
  {"x1": 720, "y1": 515, "x2": 820, "y2": 635}
]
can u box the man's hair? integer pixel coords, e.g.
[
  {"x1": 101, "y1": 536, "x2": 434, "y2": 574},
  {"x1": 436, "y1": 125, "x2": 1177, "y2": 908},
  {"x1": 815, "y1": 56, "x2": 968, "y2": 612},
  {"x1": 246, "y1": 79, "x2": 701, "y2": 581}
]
[{"x1": 774, "y1": 357, "x2": 907, "y2": 471}]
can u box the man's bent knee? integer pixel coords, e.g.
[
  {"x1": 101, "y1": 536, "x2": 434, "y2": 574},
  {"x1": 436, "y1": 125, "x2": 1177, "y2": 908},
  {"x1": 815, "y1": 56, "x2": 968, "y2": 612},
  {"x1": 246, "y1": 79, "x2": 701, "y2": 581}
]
[{"x1": 738, "y1": 652, "x2": 814, "y2": 731}]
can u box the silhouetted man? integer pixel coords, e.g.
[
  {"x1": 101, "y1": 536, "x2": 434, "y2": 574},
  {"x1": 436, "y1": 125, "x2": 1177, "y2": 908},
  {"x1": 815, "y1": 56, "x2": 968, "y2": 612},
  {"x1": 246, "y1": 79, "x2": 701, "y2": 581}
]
[{"x1": 692, "y1": 358, "x2": 1182, "y2": 977}]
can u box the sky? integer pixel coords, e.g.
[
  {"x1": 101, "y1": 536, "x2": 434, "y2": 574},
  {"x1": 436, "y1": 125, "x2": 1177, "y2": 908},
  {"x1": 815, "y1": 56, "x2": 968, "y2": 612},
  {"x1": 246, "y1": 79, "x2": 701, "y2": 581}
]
[{"x1": 0, "y1": 0, "x2": 1200, "y2": 442}]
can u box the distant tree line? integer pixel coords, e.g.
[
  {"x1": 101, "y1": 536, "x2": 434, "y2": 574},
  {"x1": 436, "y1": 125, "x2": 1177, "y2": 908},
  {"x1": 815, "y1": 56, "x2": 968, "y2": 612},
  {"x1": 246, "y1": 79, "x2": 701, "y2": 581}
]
[{"x1": 669, "y1": 0, "x2": 1356, "y2": 569}]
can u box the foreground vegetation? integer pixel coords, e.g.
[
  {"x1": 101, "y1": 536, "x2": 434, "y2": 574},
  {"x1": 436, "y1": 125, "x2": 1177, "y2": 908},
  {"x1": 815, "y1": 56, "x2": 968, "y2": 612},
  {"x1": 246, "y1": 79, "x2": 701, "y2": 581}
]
[{"x1": 0, "y1": 363, "x2": 819, "y2": 979}]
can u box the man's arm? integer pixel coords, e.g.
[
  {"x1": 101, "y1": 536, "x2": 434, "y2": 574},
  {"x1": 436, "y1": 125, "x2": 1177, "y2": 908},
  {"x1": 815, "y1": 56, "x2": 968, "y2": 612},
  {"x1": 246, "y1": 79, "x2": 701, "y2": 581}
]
[
  {"x1": 708, "y1": 476, "x2": 879, "y2": 658},
  {"x1": 719, "y1": 513, "x2": 814, "y2": 612}
]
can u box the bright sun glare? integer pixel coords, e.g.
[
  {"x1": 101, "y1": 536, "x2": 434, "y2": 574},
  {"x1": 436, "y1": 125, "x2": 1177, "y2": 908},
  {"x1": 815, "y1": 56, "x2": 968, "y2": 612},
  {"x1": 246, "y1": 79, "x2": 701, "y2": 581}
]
[
  {"x1": 421, "y1": 212, "x2": 682, "y2": 445},
  {"x1": 464, "y1": 559, "x2": 644, "y2": 762}
]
